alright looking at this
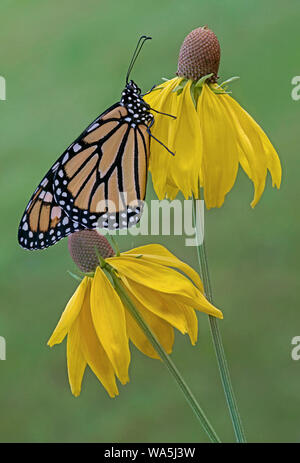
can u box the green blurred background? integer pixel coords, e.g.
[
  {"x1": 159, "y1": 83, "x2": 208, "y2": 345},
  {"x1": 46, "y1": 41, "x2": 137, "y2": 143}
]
[{"x1": 0, "y1": 0, "x2": 299, "y2": 443}]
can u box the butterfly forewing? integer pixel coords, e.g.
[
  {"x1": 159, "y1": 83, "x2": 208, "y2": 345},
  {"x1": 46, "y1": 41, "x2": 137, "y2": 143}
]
[{"x1": 52, "y1": 104, "x2": 150, "y2": 230}]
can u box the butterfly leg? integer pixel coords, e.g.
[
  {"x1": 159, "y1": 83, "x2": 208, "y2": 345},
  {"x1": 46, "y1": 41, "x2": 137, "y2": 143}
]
[
  {"x1": 146, "y1": 119, "x2": 175, "y2": 156},
  {"x1": 141, "y1": 85, "x2": 157, "y2": 96},
  {"x1": 149, "y1": 107, "x2": 176, "y2": 119}
]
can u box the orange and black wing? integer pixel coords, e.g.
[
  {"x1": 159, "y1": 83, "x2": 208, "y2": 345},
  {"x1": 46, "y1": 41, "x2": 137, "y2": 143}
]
[
  {"x1": 18, "y1": 166, "x2": 86, "y2": 250},
  {"x1": 53, "y1": 104, "x2": 150, "y2": 229}
]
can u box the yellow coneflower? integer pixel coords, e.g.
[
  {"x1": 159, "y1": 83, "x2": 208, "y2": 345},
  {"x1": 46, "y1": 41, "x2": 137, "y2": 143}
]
[
  {"x1": 48, "y1": 230, "x2": 223, "y2": 398},
  {"x1": 144, "y1": 26, "x2": 282, "y2": 208}
]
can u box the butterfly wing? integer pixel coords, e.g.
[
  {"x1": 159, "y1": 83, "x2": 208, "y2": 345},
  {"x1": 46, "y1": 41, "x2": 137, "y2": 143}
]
[
  {"x1": 18, "y1": 101, "x2": 150, "y2": 250},
  {"x1": 53, "y1": 104, "x2": 150, "y2": 230},
  {"x1": 18, "y1": 103, "x2": 120, "y2": 250},
  {"x1": 18, "y1": 165, "x2": 86, "y2": 250}
]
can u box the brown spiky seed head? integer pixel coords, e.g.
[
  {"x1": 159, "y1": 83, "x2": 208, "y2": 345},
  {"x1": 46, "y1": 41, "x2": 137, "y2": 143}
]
[
  {"x1": 68, "y1": 230, "x2": 114, "y2": 273},
  {"x1": 177, "y1": 26, "x2": 220, "y2": 82}
]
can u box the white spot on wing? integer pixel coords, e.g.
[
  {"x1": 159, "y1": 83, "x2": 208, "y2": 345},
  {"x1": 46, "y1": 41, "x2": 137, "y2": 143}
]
[
  {"x1": 73, "y1": 143, "x2": 81, "y2": 153},
  {"x1": 44, "y1": 192, "x2": 53, "y2": 203},
  {"x1": 87, "y1": 123, "x2": 100, "y2": 133},
  {"x1": 41, "y1": 178, "x2": 49, "y2": 187},
  {"x1": 52, "y1": 162, "x2": 59, "y2": 172},
  {"x1": 62, "y1": 152, "x2": 69, "y2": 164},
  {"x1": 51, "y1": 206, "x2": 61, "y2": 219}
]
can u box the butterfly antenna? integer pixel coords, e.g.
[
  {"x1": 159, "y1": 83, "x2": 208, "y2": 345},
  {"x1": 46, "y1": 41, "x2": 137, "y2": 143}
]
[{"x1": 126, "y1": 35, "x2": 152, "y2": 84}]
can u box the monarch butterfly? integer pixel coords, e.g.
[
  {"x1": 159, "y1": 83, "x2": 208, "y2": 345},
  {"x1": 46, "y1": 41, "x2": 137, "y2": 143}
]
[{"x1": 18, "y1": 36, "x2": 173, "y2": 251}]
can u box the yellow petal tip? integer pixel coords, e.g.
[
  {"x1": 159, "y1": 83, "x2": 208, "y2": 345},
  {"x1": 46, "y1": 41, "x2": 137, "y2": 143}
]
[{"x1": 119, "y1": 374, "x2": 130, "y2": 386}]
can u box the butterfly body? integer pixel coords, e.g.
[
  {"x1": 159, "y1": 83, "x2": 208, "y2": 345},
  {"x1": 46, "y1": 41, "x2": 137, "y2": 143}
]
[
  {"x1": 18, "y1": 79, "x2": 153, "y2": 250},
  {"x1": 120, "y1": 80, "x2": 153, "y2": 127}
]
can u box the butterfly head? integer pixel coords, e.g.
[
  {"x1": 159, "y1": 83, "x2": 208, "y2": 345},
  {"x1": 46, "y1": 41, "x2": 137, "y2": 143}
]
[
  {"x1": 121, "y1": 80, "x2": 141, "y2": 103},
  {"x1": 126, "y1": 80, "x2": 141, "y2": 94}
]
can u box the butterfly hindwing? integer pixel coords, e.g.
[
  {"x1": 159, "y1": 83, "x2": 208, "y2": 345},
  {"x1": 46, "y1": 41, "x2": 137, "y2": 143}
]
[
  {"x1": 18, "y1": 104, "x2": 121, "y2": 250},
  {"x1": 18, "y1": 166, "x2": 86, "y2": 250}
]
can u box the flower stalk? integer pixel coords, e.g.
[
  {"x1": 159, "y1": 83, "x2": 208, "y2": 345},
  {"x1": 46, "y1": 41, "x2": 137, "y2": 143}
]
[
  {"x1": 107, "y1": 266, "x2": 222, "y2": 443},
  {"x1": 192, "y1": 195, "x2": 246, "y2": 443}
]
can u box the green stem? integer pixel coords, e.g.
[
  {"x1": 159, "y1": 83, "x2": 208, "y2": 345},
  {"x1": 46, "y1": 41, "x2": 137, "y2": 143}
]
[
  {"x1": 110, "y1": 270, "x2": 221, "y2": 443},
  {"x1": 192, "y1": 196, "x2": 246, "y2": 443}
]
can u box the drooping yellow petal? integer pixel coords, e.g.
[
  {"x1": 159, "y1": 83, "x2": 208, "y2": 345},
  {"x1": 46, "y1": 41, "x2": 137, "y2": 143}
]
[
  {"x1": 215, "y1": 94, "x2": 266, "y2": 206},
  {"x1": 219, "y1": 93, "x2": 281, "y2": 207},
  {"x1": 110, "y1": 257, "x2": 223, "y2": 319},
  {"x1": 90, "y1": 267, "x2": 130, "y2": 385},
  {"x1": 78, "y1": 278, "x2": 118, "y2": 398},
  {"x1": 144, "y1": 78, "x2": 180, "y2": 199},
  {"x1": 197, "y1": 84, "x2": 239, "y2": 208},
  {"x1": 119, "y1": 243, "x2": 204, "y2": 292},
  {"x1": 124, "y1": 277, "x2": 189, "y2": 335},
  {"x1": 124, "y1": 277, "x2": 198, "y2": 344},
  {"x1": 176, "y1": 302, "x2": 198, "y2": 345},
  {"x1": 145, "y1": 78, "x2": 203, "y2": 200},
  {"x1": 48, "y1": 277, "x2": 89, "y2": 347},
  {"x1": 165, "y1": 81, "x2": 203, "y2": 199},
  {"x1": 67, "y1": 317, "x2": 87, "y2": 397},
  {"x1": 125, "y1": 292, "x2": 174, "y2": 359}
]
